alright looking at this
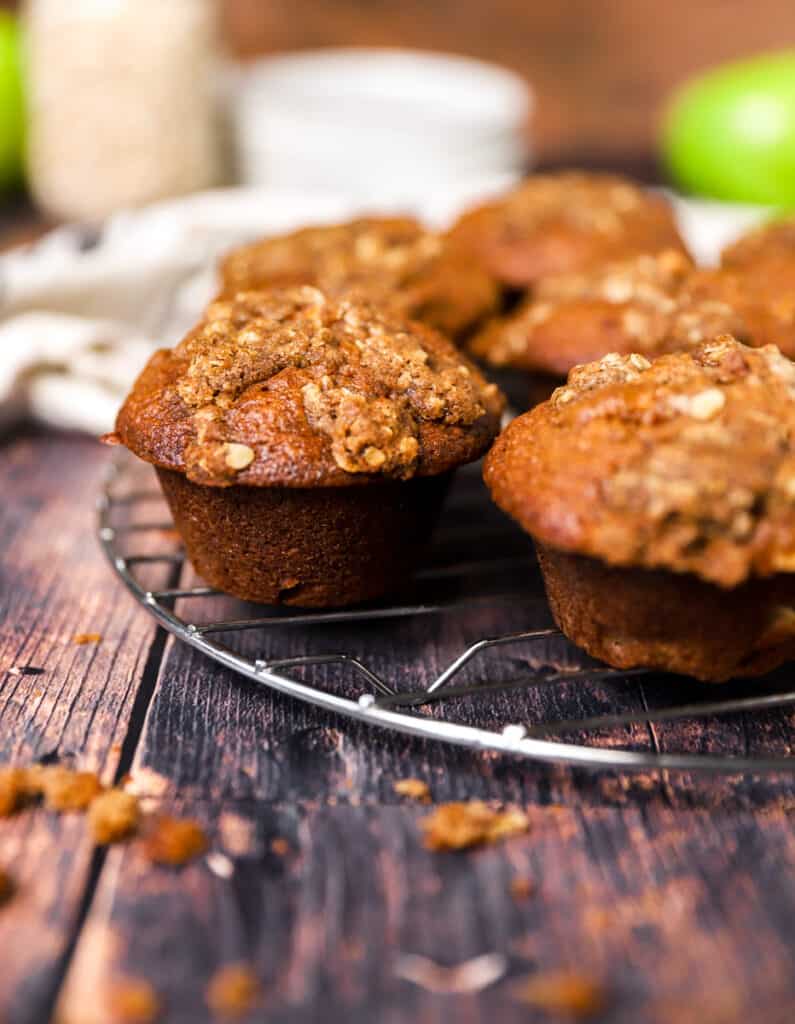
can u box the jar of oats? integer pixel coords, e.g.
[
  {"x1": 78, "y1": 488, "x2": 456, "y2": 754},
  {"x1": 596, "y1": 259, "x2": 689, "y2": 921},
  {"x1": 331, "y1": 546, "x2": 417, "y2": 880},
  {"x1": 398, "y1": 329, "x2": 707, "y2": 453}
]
[{"x1": 23, "y1": 0, "x2": 221, "y2": 222}]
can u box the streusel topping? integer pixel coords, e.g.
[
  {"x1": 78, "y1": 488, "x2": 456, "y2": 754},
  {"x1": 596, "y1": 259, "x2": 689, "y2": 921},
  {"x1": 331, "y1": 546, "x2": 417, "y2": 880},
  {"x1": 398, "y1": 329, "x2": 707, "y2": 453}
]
[
  {"x1": 470, "y1": 250, "x2": 749, "y2": 372},
  {"x1": 448, "y1": 172, "x2": 688, "y2": 286},
  {"x1": 218, "y1": 217, "x2": 498, "y2": 338},
  {"x1": 116, "y1": 286, "x2": 504, "y2": 487},
  {"x1": 469, "y1": 173, "x2": 648, "y2": 236},
  {"x1": 485, "y1": 336, "x2": 795, "y2": 586},
  {"x1": 722, "y1": 216, "x2": 795, "y2": 268}
]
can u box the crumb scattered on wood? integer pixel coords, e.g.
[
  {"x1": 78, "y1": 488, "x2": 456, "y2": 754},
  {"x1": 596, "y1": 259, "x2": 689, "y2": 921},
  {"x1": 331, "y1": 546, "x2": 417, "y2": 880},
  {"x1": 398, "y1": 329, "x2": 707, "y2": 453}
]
[
  {"x1": 206, "y1": 963, "x2": 262, "y2": 1018},
  {"x1": 421, "y1": 801, "x2": 529, "y2": 851},
  {"x1": 73, "y1": 633, "x2": 103, "y2": 645},
  {"x1": 0, "y1": 767, "x2": 30, "y2": 817},
  {"x1": 106, "y1": 976, "x2": 161, "y2": 1023},
  {"x1": 394, "y1": 952, "x2": 507, "y2": 994},
  {"x1": 0, "y1": 867, "x2": 14, "y2": 906},
  {"x1": 0, "y1": 764, "x2": 105, "y2": 817},
  {"x1": 89, "y1": 789, "x2": 140, "y2": 845},
  {"x1": 393, "y1": 778, "x2": 431, "y2": 802},
  {"x1": 510, "y1": 876, "x2": 536, "y2": 900},
  {"x1": 270, "y1": 837, "x2": 289, "y2": 856},
  {"x1": 41, "y1": 767, "x2": 103, "y2": 812},
  {"x1": 143, "y1": 816, "x2": 208, "y2": 866},
  {"x1": 20, "y1": 763, "x2": 48, "y2": 796},
  {"x1": 511, "y1": 971, "x2": 607, "y2": 1018}
]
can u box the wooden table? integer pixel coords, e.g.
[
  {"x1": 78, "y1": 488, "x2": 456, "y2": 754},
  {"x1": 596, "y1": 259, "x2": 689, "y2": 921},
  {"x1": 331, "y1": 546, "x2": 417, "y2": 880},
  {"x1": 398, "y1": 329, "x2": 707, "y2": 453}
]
[
  {"x1": 2, "y1": 160, "x2": 795, "y2": 1021},
  {"x1": 2, "y1": 423, "x2": 795, "y2": 1024}
]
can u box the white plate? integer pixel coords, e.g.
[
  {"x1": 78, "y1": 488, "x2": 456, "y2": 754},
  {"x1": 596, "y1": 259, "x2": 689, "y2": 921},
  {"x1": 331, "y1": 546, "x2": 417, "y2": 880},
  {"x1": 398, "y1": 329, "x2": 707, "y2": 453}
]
[{"x1": 231, "y1": 48, "x2": 534, "y2": 192}]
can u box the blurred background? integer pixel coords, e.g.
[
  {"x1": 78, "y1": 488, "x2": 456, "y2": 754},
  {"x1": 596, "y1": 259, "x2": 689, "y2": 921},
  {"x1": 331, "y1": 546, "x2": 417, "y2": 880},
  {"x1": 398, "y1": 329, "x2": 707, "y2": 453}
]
[
  {"x1": 218, "y1": 0, "x2": 795, "y2": 166},
  {"x1": 0, "y1": 0, "x2": 792, "y2": 168},
  {"x1": 0, "y1": 0, "x2": 794, "y2": 430},
  {"x1": 0, "y1": 0, "x2": 793, "y2": 232}
]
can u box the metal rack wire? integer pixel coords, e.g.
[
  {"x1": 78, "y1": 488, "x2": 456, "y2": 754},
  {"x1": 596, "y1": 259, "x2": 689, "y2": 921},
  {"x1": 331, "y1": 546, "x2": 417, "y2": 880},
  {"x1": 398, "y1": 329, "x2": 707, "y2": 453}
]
[{"x1": 98, "y1": 454, "x2": 795, "y2": 774}]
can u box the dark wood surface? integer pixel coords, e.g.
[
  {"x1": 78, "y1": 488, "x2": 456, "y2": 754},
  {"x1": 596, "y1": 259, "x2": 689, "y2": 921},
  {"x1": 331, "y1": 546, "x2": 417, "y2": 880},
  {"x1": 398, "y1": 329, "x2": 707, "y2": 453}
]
[{"x1": 2, "y1": 432, "x2": 795, "y2": 1024}]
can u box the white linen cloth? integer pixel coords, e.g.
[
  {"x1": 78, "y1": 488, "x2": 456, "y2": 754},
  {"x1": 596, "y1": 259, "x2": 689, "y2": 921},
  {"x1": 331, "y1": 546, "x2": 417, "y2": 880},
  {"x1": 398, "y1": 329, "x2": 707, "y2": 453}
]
[{"x1": 0, "y1": 184, "x2": 767, "y2": 434}]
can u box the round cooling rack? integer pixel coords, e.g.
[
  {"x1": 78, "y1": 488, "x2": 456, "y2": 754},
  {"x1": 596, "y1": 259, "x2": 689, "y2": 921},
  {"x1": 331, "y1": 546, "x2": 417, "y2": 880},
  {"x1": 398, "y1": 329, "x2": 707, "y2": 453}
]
[{"x1": 98, "y1": 454, "x2": 795, "y2": 774}]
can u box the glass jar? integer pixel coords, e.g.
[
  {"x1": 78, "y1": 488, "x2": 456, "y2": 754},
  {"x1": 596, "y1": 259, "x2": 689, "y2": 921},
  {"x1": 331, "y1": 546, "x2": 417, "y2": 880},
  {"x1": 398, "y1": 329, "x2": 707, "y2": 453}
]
[{"x1": 23, "y1": 0, "x2": 221, "y2": 222}]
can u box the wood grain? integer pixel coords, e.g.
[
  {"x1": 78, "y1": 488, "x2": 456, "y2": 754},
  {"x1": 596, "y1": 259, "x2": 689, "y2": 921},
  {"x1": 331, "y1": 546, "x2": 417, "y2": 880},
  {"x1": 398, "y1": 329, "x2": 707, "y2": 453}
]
[
  {"x1": 58, "y1": 802, "x2": 795, "y2": 1023},
  {"x1": 56, "y1": 458, "x2": 795, "y2": 1022},
  {"x1": 0, "y1": 434, "x2": 174, "y2": 1024}
]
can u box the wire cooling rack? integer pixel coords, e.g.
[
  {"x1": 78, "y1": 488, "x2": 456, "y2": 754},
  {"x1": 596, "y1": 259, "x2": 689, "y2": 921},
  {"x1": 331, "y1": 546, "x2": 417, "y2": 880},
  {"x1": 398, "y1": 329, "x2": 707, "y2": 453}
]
[{"x1": 98, "y1": 453, "x2": 795, "y2": 774}]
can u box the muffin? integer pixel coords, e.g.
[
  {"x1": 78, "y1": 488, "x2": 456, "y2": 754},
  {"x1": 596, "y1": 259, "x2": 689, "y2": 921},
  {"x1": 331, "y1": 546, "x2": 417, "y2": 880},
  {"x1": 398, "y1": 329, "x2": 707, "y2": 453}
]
[
  {"x1": 721, "y1": 215, "x2": 795, "y2": 268},
  {"x1": 468, "y1": 249, "x2": 750, "y2": 408},
  {"x1": 218, "y1": 216, "x2": 499, "y2": 342},
  {"x1": 484, "y1": 336, "x2": 795, "y2": 682},
  {"x1": 469, "y1": 243, "x2": 795, "y2": 392},
  {"x1": 447, "y1": 172, "x2": 689, "y2": 289},
  {"x1": 111, "y1": 286, "x2": 504, "y2": 607},
  {"x1": 678, "y1": 262, "x2": 795, "y2": 358}
]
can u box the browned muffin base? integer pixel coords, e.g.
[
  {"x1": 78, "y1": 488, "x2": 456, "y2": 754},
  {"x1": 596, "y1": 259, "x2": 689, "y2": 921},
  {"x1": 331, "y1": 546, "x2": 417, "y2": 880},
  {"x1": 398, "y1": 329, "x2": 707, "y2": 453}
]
[
  {"x1": 536, "y1": 543, "x2": 795, "y2": 682},
  {"x1": 157, "y1": 469, "x2": 451, "y2": 607}
]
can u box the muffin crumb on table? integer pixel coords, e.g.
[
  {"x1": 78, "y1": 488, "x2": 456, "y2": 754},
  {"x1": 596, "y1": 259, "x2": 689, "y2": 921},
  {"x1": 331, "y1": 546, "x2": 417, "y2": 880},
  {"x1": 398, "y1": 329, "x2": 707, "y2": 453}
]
[
  {"x1": 142, "y1": 815, "x2": 209, "y2": 866},
  {"x1": 39, "y1": 767, "x2": 103, "y2": 812},
  {"x1": 73, "y1": 632, "x2": 103, "y2": 645},
  {"x1": 511, "y1": 971, "x2": 607, "y2": 1017},
  {"x1": 89, "y1": 789, "x2": 141, "y2": 845},
  {"x1": 205, "y1": 963, "x2": 262, "y2": 1019},
  {"x1": 509, "y1": 876, "x2": 536, "y2": 900},
  {"x1": 0, "y1": 767, "x2": 30, "y2": 817},
  {"x1": 421, "y1": 801, "x2": 529, "y2": 851},
  {"x1": 105, "y1": 976, "x2": 162, "y2": 1024},
  {"x1": 393, "y1": 778, "x2": 431, "y2": 802},
  {"x1": 270, "y1": 837, "x2": 290, "y2": 856}
]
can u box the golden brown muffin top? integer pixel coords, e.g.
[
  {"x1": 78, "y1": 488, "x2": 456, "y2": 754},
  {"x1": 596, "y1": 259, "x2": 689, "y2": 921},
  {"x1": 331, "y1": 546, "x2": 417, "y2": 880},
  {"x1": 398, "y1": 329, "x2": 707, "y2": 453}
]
[
  {"x1": 679, "y1": 261, "x2": 795, "y2": 359},
  {"x1": 218, "y1": 216, "x2": 499, "y2": 339},
  {"x1": 722, "y1": 216, "x2": 795, "y2": 268},
  {"x1": 485, "y1": 336, "x2": 795, "y2": 587},
  {"x1": 470, "y1": 250, "x2": 751, "y2": 374},
  {"x1": 115, "y1": 286, "x2": 504, "y2": 488},
  {"x1": 447, "y1": 172, "x2": 688, "y2": 287}
]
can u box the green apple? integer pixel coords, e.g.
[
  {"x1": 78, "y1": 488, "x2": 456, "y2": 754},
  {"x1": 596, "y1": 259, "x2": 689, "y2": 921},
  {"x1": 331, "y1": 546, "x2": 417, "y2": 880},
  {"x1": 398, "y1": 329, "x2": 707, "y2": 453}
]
[
  {"x1": 662, "y1": 51, "x2": 795, "y2": 207},
  {"x1": 0, "y1": 10, "x2": 23, "y2": 191}
]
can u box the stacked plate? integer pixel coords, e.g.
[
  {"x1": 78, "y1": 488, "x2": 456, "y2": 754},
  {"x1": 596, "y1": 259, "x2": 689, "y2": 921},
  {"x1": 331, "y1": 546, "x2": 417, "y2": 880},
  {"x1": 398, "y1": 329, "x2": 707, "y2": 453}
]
[{"x1": 231, "y1": 48, "x2": 534, "y2": 203}]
